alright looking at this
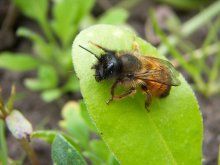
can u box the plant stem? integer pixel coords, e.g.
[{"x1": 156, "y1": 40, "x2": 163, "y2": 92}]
[
  {"x1": 0, "y1": 100, "x2": 7, "y2": 119},
  {"x1": 19, "y1": 138, "x2": 39, "y2": 165},
  {"x1": 0, "y1": 120, "x2": 8, "y2": 165},
  {"x1": 6, "y1": 85, "x2": 16, "y2": 114},
  {"x1": 0, "y1": 105, "x2": 7, "y2": 118},
  {"x1": 206, "y1": 48, "x2": 220, "y2": 96}
]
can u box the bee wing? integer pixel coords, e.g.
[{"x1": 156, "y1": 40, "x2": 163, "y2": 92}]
[{"x1": 134, "y1": 56, "x2": 181, "y2": 86}]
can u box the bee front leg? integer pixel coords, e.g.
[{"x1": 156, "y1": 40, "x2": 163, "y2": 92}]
[
  {"x1": 106, "y1": 80, "x2": 120, "y2": 104},
  {"x1": 145, "y1": 90, "x2": 152, "y2": 112},
  {"x1": 106, "y1": 87, "x2": 136, "y2": 105},
  {"x1": 113, "y1": 88, "x2": 136, "y2": 100},
  {"x1": 106, "y1": 80, "x2": 136, "y2": 105}
]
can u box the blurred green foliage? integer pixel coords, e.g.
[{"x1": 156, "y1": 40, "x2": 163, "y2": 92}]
[
  {"x1": 151, "y1": 0, "x2": 220, "y2": 97},
  {"x1": 157, "y1": 0, "x2": 211, "y2": 10},
  {"x1": 0, "y1": 0, "x2": 128, "y2": 102},
  {"x1": 33, "y1": 101, "x2": 119, "y2": 165},
  {"x1": 59, "y1": 101, "x2": 119, "y2": 165},
  {"x1": 0, "y1": 85, "x2": 119, "y2": 164}
]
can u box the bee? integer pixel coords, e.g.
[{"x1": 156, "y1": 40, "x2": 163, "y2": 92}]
[{"x1": 79, "y1": 41, "x2": 181, "y2": 110}]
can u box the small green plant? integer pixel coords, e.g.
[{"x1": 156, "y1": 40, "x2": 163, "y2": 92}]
[
  {"x1": 59, "y1": 101, "x2": 119, "y2": 164},
  {"x1": 151, "y1": 0, "x2": 220, "y2": 97},
  {"x1": 0, "y1": 0, "x2": 128, "y2": 102},
  {"x1": 33, "y1": 101, "x2": 119, "y2": 165},
  {"x1": 0, "y1": 85, "x2": 119, "y2": 164},
  {"x1": 72, "y1": 24, "x2": 203, "y2": 164}
]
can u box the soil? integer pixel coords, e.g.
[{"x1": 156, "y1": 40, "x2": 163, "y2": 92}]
[
  {"x1": 0, "y1": 0, "x2": 219, "y2": 165},
  {"x1": 199, "y1": 94, "x2": 220, "y2": 164}
]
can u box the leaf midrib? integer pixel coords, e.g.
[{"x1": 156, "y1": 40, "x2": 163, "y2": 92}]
[
  {"x1": 145, "y1": 109, "x2": 177, "y2": 164},
  {"x1": 136, "y1": 98, "x2": 177, "y2": 165}
]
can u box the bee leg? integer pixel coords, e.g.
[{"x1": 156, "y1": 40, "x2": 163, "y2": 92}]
[
  {"x1": 114, "y1": 88, "x2": 136, "y2": 100},
  {"x1": 106, "y1": 87, "x2": 136, "y2": 105},
  {"x1": 106, "y1": 80, "x2": 120, "y2": 104},
  {"x1": 106, "y1": 79, "x2": 136, "y2": 104},
  {"x1": 145, "y1": 91, "x2": 152, "y2": 112}
]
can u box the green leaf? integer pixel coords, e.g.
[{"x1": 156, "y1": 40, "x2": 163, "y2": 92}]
[
  {"x1": 32, "y1": 130, "x2": 57, "y2": 144},
  {"x1": 59, "y1": 102, "x2": 89, "y2": 149},
  {"x1": 12, "y1": 0, "x2": 48, "y2": 23},
  {"x1": 62, "y1": 75, "x2": 80, "y2": 93},
  {"x1": 83, "y1": 140, "x2": 119, "y2": 165},
  {"x1": 83, "y1": 151, "x2": 101, "y2": 165},
  {"x1": 6, "y1": 110, "x2": 33, "y2": 139},
  {"x1": 89, "y1": 140, "x2": 110, "y2": 162},
  {"x1": 89, "y1": 140, "x2": 119, "y2": 165},
  {"x1": 24, "y1": 79, "x2": 44, "y2": 91},
  {"x1": 0, "y1": 53, "x2": 39, "y2": 71},
  {"x1": 41, "y1": 89, "x2": 62, "y2": 102},
  {"x1": 0, "y1": 120, "x2": 8, "y2": 165},
  {"x1": 52, "y1": 134, "x2": 87, "y2": 165},
  {"x1": 52, "y1": 0, "x2": 95, "y2": 46},
  {"x1": 25, "y1": 65, "x2": 58, "y2": 91},
  {"x1": 79, "y1": 15, "x2": 96, "y2": 29},
  {"x1": 108, "y1": 154, "x2": 120, "y2": 165},
  {"x1": 72, "y1": 25, "x2": 203, "y2": 164},
  {"x1": 17, "y1": 27, "x2": 46, "y2": 44},
  {"x1": 17, "y1": 27, "x2": 52, "y2": 59},
  {"x1": 12, "y1": 0, "x2": 54, "y2": 42},
  {"x1": 32, "y1": 130, "x2": 80, "y2": 151},
  {"x1": 55, "y1": 48, "x2": 73, "y2": 71},
  {"x1": 98, "y1": 8, "x2": 128, "y2": 25},
  {"x1": 79, "y1": 101, "x2": 97, "y2": 132},
  {"x1": 38, "y1": 65, "x2": 58, "y2": 88}
]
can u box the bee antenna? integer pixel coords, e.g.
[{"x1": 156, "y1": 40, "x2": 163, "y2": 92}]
[{"x1": 79, "y1": 45, "x2": 99, "y2": 59}]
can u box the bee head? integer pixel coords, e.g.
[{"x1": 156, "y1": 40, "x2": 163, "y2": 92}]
[
  {"x1": 93, "y1": 53, "x2": 121, "y2": 82},
  {"x1": 79, "y1": 44, "x2": 121, "y2": 82}
]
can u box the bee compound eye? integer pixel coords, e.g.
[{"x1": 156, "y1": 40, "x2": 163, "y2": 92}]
[{"x1": 107, "y1": 63, "x2": 114, "y2": 70}]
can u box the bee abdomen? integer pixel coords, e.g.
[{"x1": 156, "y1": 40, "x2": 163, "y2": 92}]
[
  {"x1": 159, "y1": 85, "x2": 171, "y2": 98},
  {"x1": 143, "y1": 81, "x2": 171, "y2": 98}
]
